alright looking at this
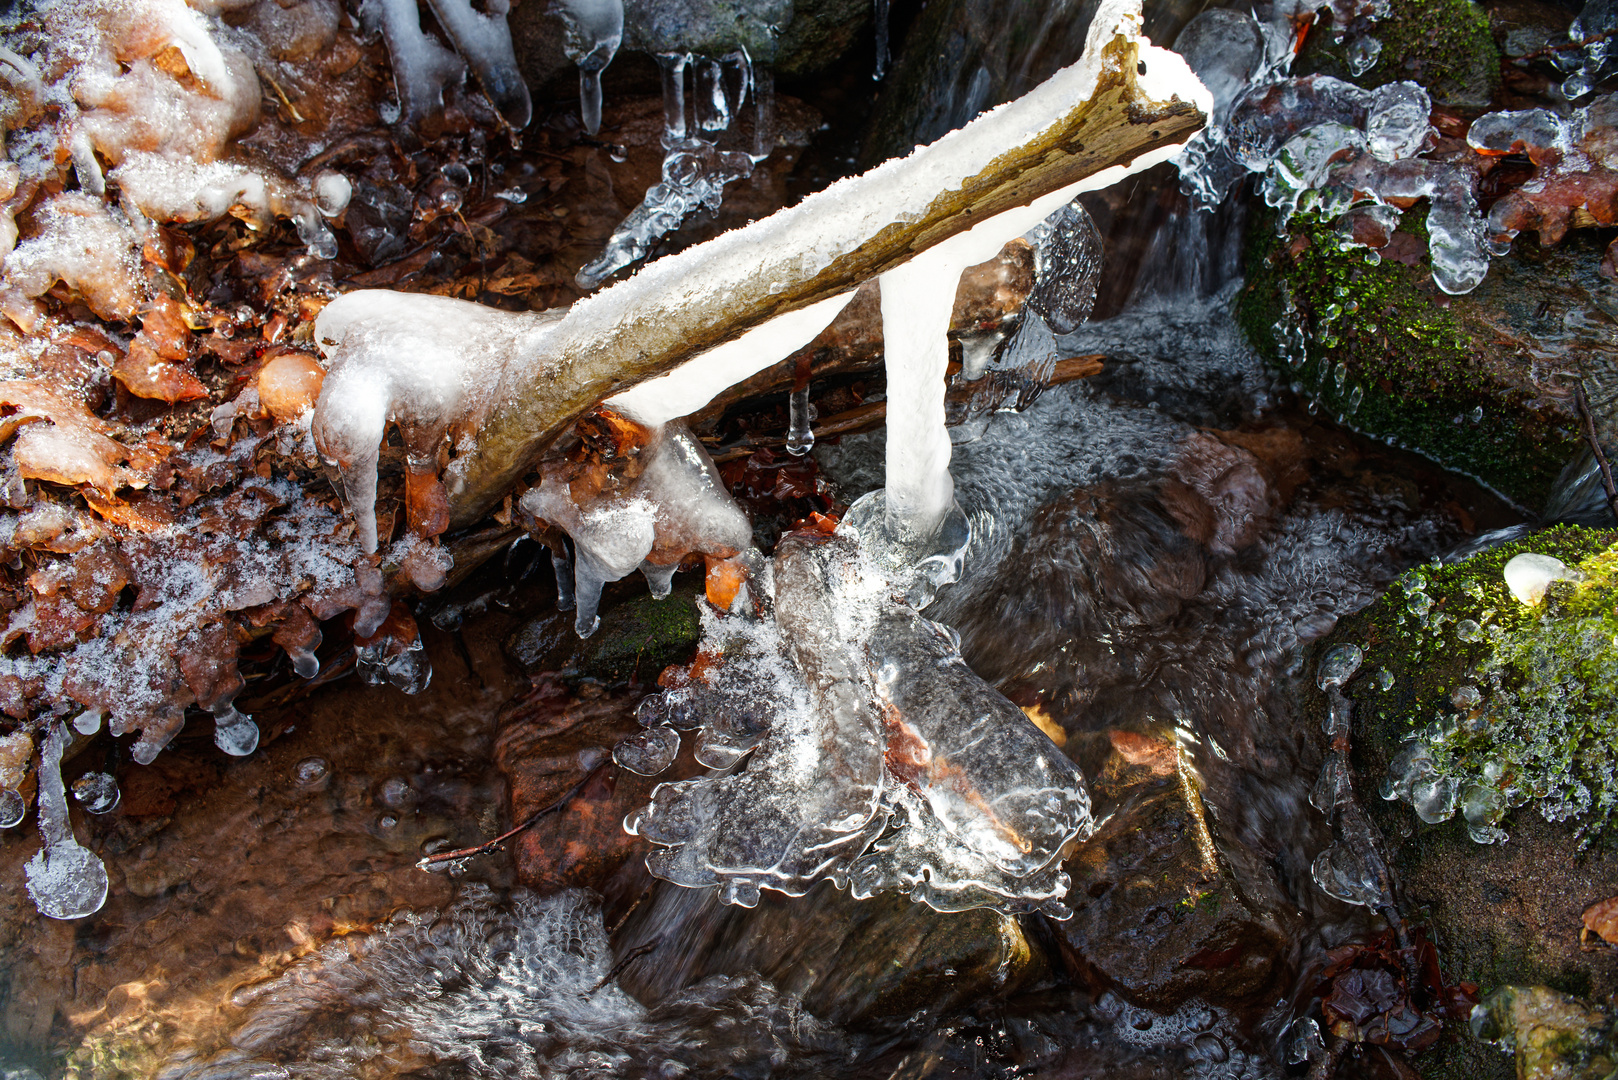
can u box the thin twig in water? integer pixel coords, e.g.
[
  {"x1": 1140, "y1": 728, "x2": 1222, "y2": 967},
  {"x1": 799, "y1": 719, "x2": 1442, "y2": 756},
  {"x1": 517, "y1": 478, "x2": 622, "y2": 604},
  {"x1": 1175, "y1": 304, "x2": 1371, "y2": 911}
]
[
  {"x1": 416, "y1": 773, "x2": 593, "y2": 869},
  {"x1": 1573, "y1": 380, "x2": 1618, "y2": 525},
  {"x1": 591, "y1": 939, "x2": 661, "y2": 993},
  {"x1": 1307, "y1": 1037, "x2": 1350, "y2": 1080}
]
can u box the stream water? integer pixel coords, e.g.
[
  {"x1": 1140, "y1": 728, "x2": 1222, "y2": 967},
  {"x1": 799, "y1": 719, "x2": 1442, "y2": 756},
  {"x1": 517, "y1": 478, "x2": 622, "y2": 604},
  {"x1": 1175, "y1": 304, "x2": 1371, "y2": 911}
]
[{"x1": 2, "y1": 0, "x2": 1603, "y2": 1074}]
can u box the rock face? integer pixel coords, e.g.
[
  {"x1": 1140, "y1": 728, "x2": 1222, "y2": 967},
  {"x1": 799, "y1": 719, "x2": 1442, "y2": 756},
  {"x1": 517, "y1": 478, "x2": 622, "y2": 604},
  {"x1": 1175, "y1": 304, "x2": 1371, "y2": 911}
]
[
  {"x1": 610, "y1": 876, "x2": 1040, "y2": 1027},
  {"x1": 1315, "y1": 526, "x2": 1618, "y2": 1077},
  {"x1": 1055, "y1": 729, "x2": 1294, "y2": 1010},
  {"x1": 511, "y1": 0, "x2": 873, "y2": 95}
]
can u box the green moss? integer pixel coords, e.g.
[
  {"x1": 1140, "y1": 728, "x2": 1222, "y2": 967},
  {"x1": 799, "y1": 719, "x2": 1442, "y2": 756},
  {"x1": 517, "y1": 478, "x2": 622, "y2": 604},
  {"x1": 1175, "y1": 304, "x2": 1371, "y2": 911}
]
[
  {"x1": 1335, "y1": 526, "x2": 1618, "y2": 841},
  {"x1": 1237, "y1": 208, "x2": 1578, "y2": 505},
  {"x1": 1298, "y1": 0, "x2": 1500, "y2": 107}
]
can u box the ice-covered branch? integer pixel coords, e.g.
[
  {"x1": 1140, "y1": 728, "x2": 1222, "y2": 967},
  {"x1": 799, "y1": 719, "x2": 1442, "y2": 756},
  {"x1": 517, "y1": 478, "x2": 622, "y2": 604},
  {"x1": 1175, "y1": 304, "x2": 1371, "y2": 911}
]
[{"x1": 312, "y1": 0, "x2": 1208, "y2": 542}]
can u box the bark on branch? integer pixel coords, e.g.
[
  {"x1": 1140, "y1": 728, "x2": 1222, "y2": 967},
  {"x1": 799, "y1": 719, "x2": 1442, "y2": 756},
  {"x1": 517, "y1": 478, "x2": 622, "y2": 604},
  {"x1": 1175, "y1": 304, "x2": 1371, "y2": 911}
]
[{"x1": 413, "y1": 1, "x2": 1205, "y2": 526}]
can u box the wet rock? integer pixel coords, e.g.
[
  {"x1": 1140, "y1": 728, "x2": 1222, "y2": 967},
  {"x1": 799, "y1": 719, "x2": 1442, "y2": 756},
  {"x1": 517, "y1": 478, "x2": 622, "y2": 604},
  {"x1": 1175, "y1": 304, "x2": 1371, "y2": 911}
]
[
  {"x1": 611, "y1": 876, "x2": 1040, "y2": 1027},
  {"x1": 503, "y1": 578, "x2": 702, "y2": 685},
  {"x1": 861, "y1": 0, "x2": 1205, "y2": 163},
  {"x1": 1297, "y1": 0, "x2": 1501, "y2": 108},
  {"x1": 1317, "y1": 526, "x2": 1618, "y2": 1075},
  {"x1": 1472, "y1": 985, "x2": 1617, "y2": 1080},
  {"x1": 1055, "y1": 729, "x2": 1294, "y2": 1011},
  {"x1": 1239, "y1": 208, "x2": 1589, "y2": 509},
  {"x1": 493, "y1": 675, "x2": 696, "y2": 892}
]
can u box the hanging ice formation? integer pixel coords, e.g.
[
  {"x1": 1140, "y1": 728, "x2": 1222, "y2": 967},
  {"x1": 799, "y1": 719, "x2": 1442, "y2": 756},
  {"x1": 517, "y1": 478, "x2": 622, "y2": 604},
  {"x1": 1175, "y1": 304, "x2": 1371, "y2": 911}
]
[
  {"x1": 363, "y1": 0, "x2": 530, "y2": 130},
  {"x1": 24, "y1": 721, "x2": 110, "y2": 920},
  {"x1": 576, "y1": 48, "x2": 771, "y2": 288},
  {"x1": 1170, "y1": 3, "x2": 1507, "y2": 295},
  {"x1": 518, "y1": 415, "x2": 753, "y2": 638},
  {"x1": 553, "y1": 0, "x2": 624, "y2": 135},
  {"x1": 311, "y1": 0, "x2": 1210, "y2": 913}
]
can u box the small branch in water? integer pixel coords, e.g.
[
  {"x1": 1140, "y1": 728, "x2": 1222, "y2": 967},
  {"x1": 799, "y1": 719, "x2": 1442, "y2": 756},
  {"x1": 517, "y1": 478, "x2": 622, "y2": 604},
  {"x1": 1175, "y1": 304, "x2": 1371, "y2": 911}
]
[
  {"x1": 1573, "y1": 380, "x2": 1618, "y2": 526},
  {"x1": 591, "y1": 939, "x2": 661, "y2": 993},
  {"x1": 416, "y1": 772, "x2": 592, "y2": 869},
  {"x1": 1307, "y1": 1036, "x2": 1350, "y2": 1080}
]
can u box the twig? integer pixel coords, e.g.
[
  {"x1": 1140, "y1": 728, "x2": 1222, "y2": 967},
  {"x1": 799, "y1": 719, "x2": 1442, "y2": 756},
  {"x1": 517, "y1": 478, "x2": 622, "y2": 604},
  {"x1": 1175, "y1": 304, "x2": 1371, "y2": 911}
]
[
  {"x1": 416, "y1": 772, "x2": 592, "y2": 869},
  {"x1": 1307, "y1": 1037, "x2": 1350, "y2": 1080},
  {"x1": 1513, "y1": 28, "x2": 1616, "y2": 63},
  {"x1": 1573, "y1": 380, "x2": 1618, "y2": 525},
  {"x1": 590, "y1": 939, "x2": 661, "y2": 993}
]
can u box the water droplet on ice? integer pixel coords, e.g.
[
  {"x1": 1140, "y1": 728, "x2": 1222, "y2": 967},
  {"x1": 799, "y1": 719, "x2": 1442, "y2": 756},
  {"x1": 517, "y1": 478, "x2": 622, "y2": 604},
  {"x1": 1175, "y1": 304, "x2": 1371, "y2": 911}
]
[
  {"x1": 71, "y1": 773, "x2": 119, "y2": 814},
  {"x1": 0, "y1": 788, "x2": 24, "y2": 828},
  {"x1": 1317, "y1": 644, "x2": 1364, "y2": 690},
  {"x1": 294, "y1": 756, "x2": 330, "y2": 785}
]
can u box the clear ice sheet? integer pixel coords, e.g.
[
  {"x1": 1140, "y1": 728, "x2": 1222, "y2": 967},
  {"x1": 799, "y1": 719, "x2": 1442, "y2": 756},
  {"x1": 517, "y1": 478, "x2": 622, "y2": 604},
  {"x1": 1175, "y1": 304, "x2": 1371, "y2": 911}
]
[
  {"x1": 24, "y1": 721, "x2": 109, "y2": 920},
  {"x1": 629, "y1": 528, "x2": 1092, "y2": 915}
]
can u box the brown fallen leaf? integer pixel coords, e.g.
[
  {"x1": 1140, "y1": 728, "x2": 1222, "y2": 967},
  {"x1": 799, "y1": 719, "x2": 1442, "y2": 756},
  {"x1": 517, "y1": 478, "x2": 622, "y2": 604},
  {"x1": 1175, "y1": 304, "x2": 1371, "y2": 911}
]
[
  {"x1": 1582, "y1": 895, "x2": 1618, "y2": 945},
  {"x1": 112, "y1": 336, "x2": 209, "y2": 403}
]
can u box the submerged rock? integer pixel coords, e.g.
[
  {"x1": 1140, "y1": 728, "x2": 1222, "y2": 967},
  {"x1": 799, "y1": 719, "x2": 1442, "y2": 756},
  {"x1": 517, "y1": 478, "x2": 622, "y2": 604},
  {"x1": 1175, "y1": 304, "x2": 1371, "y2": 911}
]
[
  {"x1": 610, "y1": 876, "x2": 1040, "y2": 1026},
  {"x1": 1471, "y1": 985, "x2": 1618, "y2": 1080},
  {"x1": 1055, "y1": 731, "x2": 1294, "y2": 1011}
]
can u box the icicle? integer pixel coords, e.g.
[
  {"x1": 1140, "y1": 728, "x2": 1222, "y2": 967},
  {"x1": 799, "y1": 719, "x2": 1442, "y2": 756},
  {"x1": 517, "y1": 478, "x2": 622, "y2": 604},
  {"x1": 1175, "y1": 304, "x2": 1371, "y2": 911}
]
[
  {"x1": 751, "y1": 64, "x2": 776, "y2": 161},
  {"x1": 656, "y1": 52, "x2": 689, "y2": 145},
  {"x1": 877, "y1": 251, "x2": 960, "y2": 542},
  {"x1": 874, "y1": 0, "x2": 891, "y2": 79},
  {"x1": 363, "y1": 0, "x2": 467, "y2": 130},
  {"x1": 423, "y1": 0, "x2": 532, "y2": 129},
  {"x1": 694, "y1": 59, "x2": 729, "y2": 132},
  {"x1": 554, "y1": 0, "x2": 623, "y2": 135},
  {"x1": 25, "y1": 722, "x2": 109, "y2": 920},
  {"x1": 552, "y1": 547, "x2": 577, "y2": 611},
  {"x1": 785, "y1": 357, "x2": 814, "y2": 456}
]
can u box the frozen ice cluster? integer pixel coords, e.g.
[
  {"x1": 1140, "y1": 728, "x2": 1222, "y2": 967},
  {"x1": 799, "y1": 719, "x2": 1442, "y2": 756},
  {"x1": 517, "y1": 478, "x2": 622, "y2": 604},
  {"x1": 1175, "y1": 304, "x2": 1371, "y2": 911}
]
[
  {"x1": 0, "y1": 0, "x2": 357, "y2": 327},
  {"x1": 362, "y1": 0, "x2": 529, "y2": 131},
  {"x1": 1553, "y1": 0, "x2": 1618, "y2": 100},
  {"x1": 625, "y1": 521, "x2": 1093, "y2": 916},
  {"x1": 577, "y1": 47, "x2": 776, "y2": 288},
  {"x1": 1167, "y1": 2, "x2": 1618, "y2": 298}
]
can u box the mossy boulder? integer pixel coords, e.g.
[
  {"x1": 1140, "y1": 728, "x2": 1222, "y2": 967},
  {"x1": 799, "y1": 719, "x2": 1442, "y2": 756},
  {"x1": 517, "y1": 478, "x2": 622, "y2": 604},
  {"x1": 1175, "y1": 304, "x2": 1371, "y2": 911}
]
[
  {"x1": 1297, "y1": 0, "x2": 1500, "y2": 108},
  {"x1": 1238, "y1": 209, "x2": 1587, "y2": 509},
  {"x1": 1308, "y1": 527, "x2": 1618, "y2": 1077},
  {"x1": 504, "y1": 577, "x2": 703, "y2": 686},
  {"x1": 1472, "y1": 985, "x2": 1618, "y2": 1080}
]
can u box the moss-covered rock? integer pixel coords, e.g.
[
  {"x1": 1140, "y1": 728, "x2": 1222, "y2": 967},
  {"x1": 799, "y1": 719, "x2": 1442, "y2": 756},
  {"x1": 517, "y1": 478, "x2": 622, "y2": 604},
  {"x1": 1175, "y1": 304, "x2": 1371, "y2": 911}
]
[
  {"x1": 1238, "y1": 209, "x2": 1583, "y2": 508},
  {"x1": 504, "y1": 578, "x2": 703, "y2": 686},
  {"x1": 1308, "y1": 527, "x2": 1618, "y2": 1076},
  {"x1": 1297, "y1": 0, "x2": 1500, "y2": 108},
  {"x1": 1472, "y1": 985, "x2": 1618, "y2": 1080}
]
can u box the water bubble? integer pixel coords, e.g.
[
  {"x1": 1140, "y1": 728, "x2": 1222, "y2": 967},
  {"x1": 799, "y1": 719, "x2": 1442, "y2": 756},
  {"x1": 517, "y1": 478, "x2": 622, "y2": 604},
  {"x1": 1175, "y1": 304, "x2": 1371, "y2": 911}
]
[
  {"x1": 71, "y1": 773, "x2": 119, "y2": 814},
  {"x1": 1407, "y1": 590, "x2": 1432, "y2": 617},
  {"x1": 1374, "y1": 668, "x2": 1394, "y2": 691},
  {"x1": 1461, "y1": 782, "x2": 1505, "y2": 827},
  {"x1": 614, "y1": 727, "x2": 680, "y2": 776},
  {"x1": 294, "y1": 757, "x2": 330, "y2": 785},
  {"x1": 0, "y1": 787, "x2": 24, "y2": 828},
  {"x1": 1346, "y1": 384, "x2": 1364, "y2": 414},
  {"x1": 1317, "y1": 644, "x2": 1364, "y2": 690},
  {"x1": 1451, "y1": 684, "x2": 1482, "y2": 711},
  {"x1": 379, "y1": 777, "x2": 414, "y2": 809},
  {"x1": 1455, "y1": 618, "x2": 1482, "y2": 643},
  {"x1": 441, "y1": 162, "x2": 473, "y2": 188},
  {"x1": 1470, "y1": 405, "x2": 1484, "y2": 423},
  {"x1": 378, "y1": 814, "x2": 399, "y2": 829}
]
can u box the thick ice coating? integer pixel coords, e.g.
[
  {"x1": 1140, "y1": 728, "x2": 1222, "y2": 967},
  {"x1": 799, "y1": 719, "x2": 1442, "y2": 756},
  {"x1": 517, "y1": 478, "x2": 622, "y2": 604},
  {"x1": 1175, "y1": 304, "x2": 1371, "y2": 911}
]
[
  {"x1": 628, "y1": 529, "x2": 1092, "y2": 915},
  {"x1": 518, "y1": 418, "x2": 752, "y2": 637},
  {"x1": 312, "y1": 292, "x2": 563, "y2": 553}
]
